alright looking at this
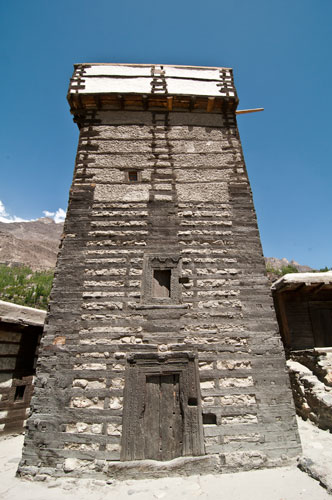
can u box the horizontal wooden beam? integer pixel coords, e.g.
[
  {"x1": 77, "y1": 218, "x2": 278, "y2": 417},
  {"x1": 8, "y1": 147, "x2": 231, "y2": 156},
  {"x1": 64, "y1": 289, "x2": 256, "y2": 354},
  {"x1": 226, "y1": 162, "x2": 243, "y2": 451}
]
[{"x1": 68, "y1": 93, "x2": 240, "y2": 121}]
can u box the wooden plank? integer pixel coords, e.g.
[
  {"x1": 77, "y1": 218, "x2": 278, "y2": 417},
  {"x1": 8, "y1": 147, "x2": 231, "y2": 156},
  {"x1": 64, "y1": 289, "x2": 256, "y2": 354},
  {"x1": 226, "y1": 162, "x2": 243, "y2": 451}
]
[
  {"x1": 161, "y1": 375, "x2": 172, "y2": 460},
  {"x1": 181, "y1": 369, "x2": 191, "y2": 456},
  {"x1": 182, "y1": 360, "x2": 204, "y2": 456},
  {"x1": 171, "y1": 375, "x2": 184, "y2": 459},
  {"x1": 133, "y1": 371, "x2": 146, "y2": 460},
  {"x1": 120, "y1": 363, "x2": 134, "y2": 460},
  {"x1": 144, "y1": 375, "x2": 161, "y2": 460},
  {"x1": 193, "y1": 359, "x2": 205, "y2": 455},
  {"x1": 187, "y1": 360, "x2": 197, "y2": 402},
  {"x1": 160, "y1": 374, "x2": 182, "y2": 460}
]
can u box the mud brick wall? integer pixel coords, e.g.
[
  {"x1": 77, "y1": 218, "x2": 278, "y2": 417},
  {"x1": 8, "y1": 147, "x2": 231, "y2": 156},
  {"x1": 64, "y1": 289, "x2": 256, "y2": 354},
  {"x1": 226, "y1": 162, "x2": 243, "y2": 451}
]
[{"x1": 19, "y1": 109, "x2": 301, "y2": 478}]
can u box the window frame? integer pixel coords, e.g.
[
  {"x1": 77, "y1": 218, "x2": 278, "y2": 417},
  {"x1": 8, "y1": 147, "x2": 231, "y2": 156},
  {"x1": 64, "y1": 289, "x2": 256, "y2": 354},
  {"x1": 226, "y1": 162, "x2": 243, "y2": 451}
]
[
  {"x1": 141, "y1": 254, "x2": 182, "y2": 304},
  {"x1": 126, "y1": 170, "x2": 140, "y2": 182}
]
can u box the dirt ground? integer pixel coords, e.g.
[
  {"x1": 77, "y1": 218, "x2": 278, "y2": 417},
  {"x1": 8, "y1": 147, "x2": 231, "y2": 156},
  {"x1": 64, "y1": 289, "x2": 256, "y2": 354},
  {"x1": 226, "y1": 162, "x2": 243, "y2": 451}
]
[{"x1": 1, "y1": 417, "x2": 331, "y2": 500}]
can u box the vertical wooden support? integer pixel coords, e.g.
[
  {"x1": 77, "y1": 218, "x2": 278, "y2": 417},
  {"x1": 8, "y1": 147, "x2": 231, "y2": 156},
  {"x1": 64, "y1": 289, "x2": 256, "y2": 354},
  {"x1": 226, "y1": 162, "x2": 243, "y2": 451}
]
[{"x1": 207, "y1": 97, "x2": 215, "y2": 112}]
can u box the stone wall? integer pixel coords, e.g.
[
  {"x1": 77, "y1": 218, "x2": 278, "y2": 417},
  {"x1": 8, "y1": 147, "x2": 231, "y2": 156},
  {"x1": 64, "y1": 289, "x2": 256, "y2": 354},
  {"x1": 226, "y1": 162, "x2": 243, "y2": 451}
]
[
  {"x1": 288, "y1": 349, "x2": 332, "y2": 431},
  {"x1": 18, "y1": 108, "x2": 301, "y2": 479}
]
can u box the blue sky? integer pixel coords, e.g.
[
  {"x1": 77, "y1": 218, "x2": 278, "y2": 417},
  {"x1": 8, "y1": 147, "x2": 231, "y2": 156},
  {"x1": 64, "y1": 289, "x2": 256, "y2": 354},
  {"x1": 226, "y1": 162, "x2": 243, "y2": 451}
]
[{"x1": 1, "y1": 0, "x2": 331, "y2": 269}]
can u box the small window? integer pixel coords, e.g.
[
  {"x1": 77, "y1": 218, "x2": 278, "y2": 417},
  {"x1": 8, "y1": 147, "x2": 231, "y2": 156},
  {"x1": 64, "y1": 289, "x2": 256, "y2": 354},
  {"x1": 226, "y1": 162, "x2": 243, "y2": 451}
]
[
  {"x1": 142, "y1": 254, "x2": 181, "y2": 304},
  {"x1": 14, "y1": 385, "x2": 26, "y2": 402},
  {"x1": 128, "y1": 171, "x2": 138, "y2": 182},
  {"x1": 203, "y1": 413, "x2": 217, "y2": 425},
  {"x1": 153, "y1": 269, "x2": 171, "y2": 298}
]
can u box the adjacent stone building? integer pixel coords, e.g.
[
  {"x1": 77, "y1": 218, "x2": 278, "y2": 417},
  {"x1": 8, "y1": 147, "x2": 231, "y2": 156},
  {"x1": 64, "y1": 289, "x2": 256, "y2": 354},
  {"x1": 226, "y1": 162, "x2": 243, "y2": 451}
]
[
  {"x1": 18, "y1": 64, "x2": 301, "y2": 479},
  {"x1": 272, "y1": 271, "x2": 332, "y2": 431},
  {"x1": 272, "y1": 271, "x2": 332, "y2": 351},
  {"x1": 0, "y1": 301, "x2": 45, "y2": 434}
]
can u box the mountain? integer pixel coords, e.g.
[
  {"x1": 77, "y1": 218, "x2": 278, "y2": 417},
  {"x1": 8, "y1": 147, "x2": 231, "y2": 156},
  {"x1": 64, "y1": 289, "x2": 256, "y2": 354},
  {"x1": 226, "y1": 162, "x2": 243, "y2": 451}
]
[
  {"x1": 265, "y1": 257, "x2": 314, "y2": 284},
  {"x1": 265, "y1": 257, "x2": 313, "y2": 273},
  {"x1": 0, "y1": 218, "x2": 315, "y2": 276},
  {"x1": 0, "y1": 218, "x2": 63, "y2": 270}
]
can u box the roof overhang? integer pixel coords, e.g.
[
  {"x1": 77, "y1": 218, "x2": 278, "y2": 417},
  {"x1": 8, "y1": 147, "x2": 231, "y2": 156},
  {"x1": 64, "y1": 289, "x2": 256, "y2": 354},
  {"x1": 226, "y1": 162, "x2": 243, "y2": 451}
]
[
  {"x1": 0, "y1": 300, "x2": 46, "y2": 328},
  {"x1": 271, "y1": 271, "x2": 332, "y2": 294}
]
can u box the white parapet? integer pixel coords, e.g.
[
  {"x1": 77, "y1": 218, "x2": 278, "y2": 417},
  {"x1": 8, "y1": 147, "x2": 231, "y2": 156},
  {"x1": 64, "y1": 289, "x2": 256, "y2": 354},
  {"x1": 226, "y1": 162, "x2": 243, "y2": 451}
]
[{"x1": 68, "y1": 63, "x2": 236, "y2": 98}]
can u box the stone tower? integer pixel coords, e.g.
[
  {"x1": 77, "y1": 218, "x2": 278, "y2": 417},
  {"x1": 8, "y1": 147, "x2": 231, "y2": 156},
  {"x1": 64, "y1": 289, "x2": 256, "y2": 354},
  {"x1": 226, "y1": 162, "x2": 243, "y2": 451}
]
[{"x1": 18, "y1": 64, "x2": 301, "y2": 479}]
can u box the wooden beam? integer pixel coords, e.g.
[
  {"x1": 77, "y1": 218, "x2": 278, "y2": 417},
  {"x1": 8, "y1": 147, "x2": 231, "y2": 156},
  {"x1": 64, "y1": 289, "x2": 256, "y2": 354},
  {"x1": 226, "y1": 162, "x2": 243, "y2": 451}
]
[
  {"x1": 142, "y1": 95, "x2": 148, "y2": 111},
  {"x1": 93, "y1": 95, "x2": 102, "y2": 110},
  {"x1": 207, "y1": 97, "x2": 215, "y2": 112},
  {"x1": 117, "y1": 94, "x2": 124, "y2": 110},
  {"x1": 276, "y1": 293, "x2": 292, "y2": 348},
  {"x1": 312, "y1": 283, "x2": 325, "y2": 295},
  {"x1": 292, "y1": 283, "x2": 306, "y2": 293},
  {"x1": 236, "y1": 108, "x2": 264, "y2": 115},
  {"x1": 189, "y1": 96, "x2": 196, "y2": 112},
  {"x1": 167, "y1": 96, "x2": 173, "y2": 111}
]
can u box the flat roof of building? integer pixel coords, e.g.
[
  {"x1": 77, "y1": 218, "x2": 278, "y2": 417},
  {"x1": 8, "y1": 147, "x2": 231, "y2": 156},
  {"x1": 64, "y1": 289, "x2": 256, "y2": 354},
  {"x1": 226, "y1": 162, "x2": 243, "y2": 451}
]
[
  {"x1": 0, "y1": 300, "x2": 46, "y2": 327},
  {"x1": 271, "y1": 271, "x2": 332, "y2": 292}
]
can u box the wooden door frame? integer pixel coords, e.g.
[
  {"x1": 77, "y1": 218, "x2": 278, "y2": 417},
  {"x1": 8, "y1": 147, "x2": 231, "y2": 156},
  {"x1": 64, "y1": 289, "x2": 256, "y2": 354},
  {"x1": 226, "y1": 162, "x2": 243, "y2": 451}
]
[{"x1": 120, "y1": 352, "x2": 205, "y2": 461}]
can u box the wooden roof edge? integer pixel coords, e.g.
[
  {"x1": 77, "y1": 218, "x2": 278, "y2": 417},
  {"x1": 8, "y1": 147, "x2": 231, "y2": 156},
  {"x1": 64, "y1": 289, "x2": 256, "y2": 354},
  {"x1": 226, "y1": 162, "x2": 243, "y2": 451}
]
[
  {"x1": 0, "y1": 300, "x2": 46, "y2": 327},
  {"x1": 67, "y1": 93, "x2": 239, "y2": 115},
  {"x1": 271, "y1": 271, "x2": 332, "y2": 293}
]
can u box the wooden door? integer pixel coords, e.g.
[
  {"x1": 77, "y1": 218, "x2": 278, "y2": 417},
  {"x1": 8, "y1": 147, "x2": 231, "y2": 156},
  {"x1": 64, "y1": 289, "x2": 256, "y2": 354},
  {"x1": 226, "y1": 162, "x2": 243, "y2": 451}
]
[
  {"x1": 121, "y1": 353, "x2": 204, "y2": 461},
  {"x1": 144, "y1": 374, "x2": 183, "y2": 461}
]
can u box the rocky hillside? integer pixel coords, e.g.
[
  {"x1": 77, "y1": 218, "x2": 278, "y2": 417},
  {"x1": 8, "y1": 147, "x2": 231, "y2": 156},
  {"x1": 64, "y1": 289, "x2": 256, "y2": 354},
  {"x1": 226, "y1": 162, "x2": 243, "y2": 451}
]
[
  {"x1": 0, "y1": 218, "x2": 63, "y2": 271},
  {"x1": 265, "y1": 257, "x2": 312, "y2": 273},
  {"x1": 0, "y1": 264, "x2": 53, "y2": 310},
  {"x1": 0, "y1": 218, "x2": 319, "y2": 279},
  {"x1": 265, "y1": 257, "x2": 313, "y2": 284}
]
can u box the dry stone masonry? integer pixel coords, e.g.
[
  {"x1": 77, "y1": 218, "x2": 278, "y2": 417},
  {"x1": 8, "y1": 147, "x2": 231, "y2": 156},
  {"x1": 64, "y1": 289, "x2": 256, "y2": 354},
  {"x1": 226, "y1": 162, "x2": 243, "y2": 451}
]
[{"x1": 18, "y1": 64, "x2": 301, "y2": 479}]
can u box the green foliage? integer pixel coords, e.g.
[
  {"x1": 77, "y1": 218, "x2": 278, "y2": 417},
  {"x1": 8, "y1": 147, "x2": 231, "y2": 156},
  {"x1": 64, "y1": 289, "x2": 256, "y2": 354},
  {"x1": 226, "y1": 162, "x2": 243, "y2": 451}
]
[
  {"x1": 318, "y1": 266, "x2": 332, "y2": 272},
  {"x1": 266, "y1": 264, "x2": 299, "y2": 277},
  {"x1": 280, "y1": 264, "x2": 299, "y2": 275},
  {"x1": 0, "y1": 264, "x2": 54, "y2": 310},
  {"x1": 266, "y1": 264, "x2": 282, "y2": 276}
]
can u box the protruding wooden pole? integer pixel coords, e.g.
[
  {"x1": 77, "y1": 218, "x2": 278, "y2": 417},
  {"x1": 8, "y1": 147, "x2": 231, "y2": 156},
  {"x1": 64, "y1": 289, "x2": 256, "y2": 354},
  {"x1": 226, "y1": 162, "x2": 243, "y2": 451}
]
[{"x1": 236, "y1": 108, "x2": 264, "y2": 115}]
